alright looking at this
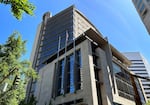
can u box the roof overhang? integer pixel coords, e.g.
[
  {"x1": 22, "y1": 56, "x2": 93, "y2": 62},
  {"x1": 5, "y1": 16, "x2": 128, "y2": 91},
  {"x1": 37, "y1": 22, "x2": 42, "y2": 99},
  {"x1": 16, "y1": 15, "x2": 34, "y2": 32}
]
[
  {"x1": 43, "y1": 28, "x2": 131, "y2": 66},
  {"x1": 84, "y1": 28, "x2": 131, "y2": 66}
]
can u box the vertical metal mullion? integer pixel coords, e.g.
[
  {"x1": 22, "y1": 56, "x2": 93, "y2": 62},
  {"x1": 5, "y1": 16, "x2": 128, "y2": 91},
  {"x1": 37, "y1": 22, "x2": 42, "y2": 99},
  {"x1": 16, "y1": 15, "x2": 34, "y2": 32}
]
[{"x1": 74, "y1": 51, "x2": 77, "y2": 92}]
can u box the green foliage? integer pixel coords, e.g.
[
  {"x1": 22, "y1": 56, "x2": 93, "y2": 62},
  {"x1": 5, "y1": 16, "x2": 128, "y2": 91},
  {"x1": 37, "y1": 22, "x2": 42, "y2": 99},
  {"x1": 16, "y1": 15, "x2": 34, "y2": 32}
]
[
  {"x1": 0, "y1": 0, "x2": 35, "y2": 20},
  {"x1": 0, "y1": 32, "x2": 38, "y2": 105},
  {"x1": 146, "y1": 100, "x2": 150, "y2": 105},
  {"x1": 19, "y1": 94, "x2": 37, "y2": 105}
]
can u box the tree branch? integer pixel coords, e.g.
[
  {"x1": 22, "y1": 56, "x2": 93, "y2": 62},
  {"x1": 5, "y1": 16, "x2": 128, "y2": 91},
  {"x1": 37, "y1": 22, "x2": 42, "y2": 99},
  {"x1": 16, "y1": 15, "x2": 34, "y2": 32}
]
[{"x1": 0, "y1": 68, "x2": 17, "y2": 84}]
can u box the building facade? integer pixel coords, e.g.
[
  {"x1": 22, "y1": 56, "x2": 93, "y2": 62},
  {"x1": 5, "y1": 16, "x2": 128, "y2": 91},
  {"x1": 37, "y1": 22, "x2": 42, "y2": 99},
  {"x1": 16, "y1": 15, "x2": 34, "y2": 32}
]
[
  {"x1": 30, "y1": 5, "x2": 100, "y2": 72},
  {"x1": 27, "y1": 5, "x2": 101, "y2": 98},
  {"x1": 132, "y1": 0, "x2": 150, "y2": 34},
  {"x1": 123, "y1": 52, "x2": 150, "y2": 100},
  {"x1": 35, "y1": 29, "x2": 141, "y2": 105},
  {"x1": 27, "y1": 6, "x2": 146, "y2": 105}
]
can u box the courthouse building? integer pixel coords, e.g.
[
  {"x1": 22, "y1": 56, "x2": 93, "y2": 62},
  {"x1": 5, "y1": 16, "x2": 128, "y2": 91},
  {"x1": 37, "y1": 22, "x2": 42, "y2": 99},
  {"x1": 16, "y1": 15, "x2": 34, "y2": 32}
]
[{"x1": 27, "y1": 5, "x2": 146, "y2": 105}]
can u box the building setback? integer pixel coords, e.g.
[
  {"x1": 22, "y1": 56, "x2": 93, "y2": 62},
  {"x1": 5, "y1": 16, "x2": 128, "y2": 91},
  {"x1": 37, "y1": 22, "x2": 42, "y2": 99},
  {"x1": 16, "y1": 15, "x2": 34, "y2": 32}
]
[
  {"x1": 26, "y1": 5, "x2": 100, "y2": 98},
  {"x1": 132, "y1": 0, "x2": 150, "y2": 34},
  {"x1": 27, "y1": 6, "x2": 146, "y2": 105},
  {"x1": 123, "y1": 52, "x2": 150, "y2": 100},
  {"x1": 30, "y1": 5, "x2": 100, "y2": 72}
]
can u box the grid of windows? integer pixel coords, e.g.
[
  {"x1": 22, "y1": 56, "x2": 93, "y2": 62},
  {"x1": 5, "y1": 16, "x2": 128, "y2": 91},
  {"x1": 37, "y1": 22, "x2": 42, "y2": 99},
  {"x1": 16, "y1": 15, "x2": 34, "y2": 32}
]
[
  {"x1": 128, "y1": 59, "x2": 150, "y2": 99},
  {"x1": 116, "y1": 76, "x2": 134, "y2": 101},
  {"x1": 54, "y1": 49, "x2": 82, "y2": 97},
  {"x1": 113, "y1": 62, "x2": 135, "y2": 100},
  {"x1": 35, "y1": 9, "x2": 74, "y2": 71}
]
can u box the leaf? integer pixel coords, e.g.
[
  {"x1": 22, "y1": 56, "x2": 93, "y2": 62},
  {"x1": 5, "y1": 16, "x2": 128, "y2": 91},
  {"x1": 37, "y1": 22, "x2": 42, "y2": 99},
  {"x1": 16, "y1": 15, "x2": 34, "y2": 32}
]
[
  {"x1": 0, "y1": 0, "x2": 35, "y2": 20},
  {"x1": 0, "y1": 32, "x2": 38, "y2": 105}
]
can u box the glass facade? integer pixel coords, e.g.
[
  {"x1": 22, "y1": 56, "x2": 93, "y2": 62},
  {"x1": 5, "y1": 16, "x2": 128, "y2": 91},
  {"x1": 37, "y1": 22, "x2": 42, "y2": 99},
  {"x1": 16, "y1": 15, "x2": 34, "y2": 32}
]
[
  {"x1": 75, "y1": 50, "x2": 82, "y2": 90},
  {"x1": 36, "y1": 9, "x2": 74, "y2": 70},
  {"x1": 67, "y1": 54, "x2": 75, "y2": 93},
  {"x1": 55, "y1": 49, "x2": 82, "y2": 96},
  {"x1": 57, "y1": 59, "x2": 65, "y2": 96}
]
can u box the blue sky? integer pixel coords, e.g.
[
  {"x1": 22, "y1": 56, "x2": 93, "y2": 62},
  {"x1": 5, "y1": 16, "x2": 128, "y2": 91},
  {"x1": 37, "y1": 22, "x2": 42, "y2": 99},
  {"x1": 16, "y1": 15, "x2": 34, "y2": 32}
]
[{"x1": 1, "y1": 0, "x2": 150, "y2": 63}]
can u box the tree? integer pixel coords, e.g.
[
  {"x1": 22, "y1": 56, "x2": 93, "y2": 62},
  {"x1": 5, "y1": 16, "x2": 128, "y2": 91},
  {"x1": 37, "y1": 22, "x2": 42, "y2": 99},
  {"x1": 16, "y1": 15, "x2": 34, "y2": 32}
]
[
  {"x1": 0, "y1": 0, "x2": 35, "y2": 20},
  {"x1": 0, "y1": 32, "x2": 38, "y2": 105},
  {"x1": 19, "y1": 94, "x2": 37, "y2": 105},
  {"x1": 146, "y1": 100, "x2": 150, "y2": 105}
]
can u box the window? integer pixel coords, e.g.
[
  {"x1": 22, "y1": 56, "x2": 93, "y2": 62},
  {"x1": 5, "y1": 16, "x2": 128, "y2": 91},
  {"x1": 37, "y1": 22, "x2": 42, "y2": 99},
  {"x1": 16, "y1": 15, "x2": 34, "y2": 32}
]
[
  {"x1": 67, "y1": 54, "x2": 75, "y2": 93},
  {"x1": 147, "y1": 0, "x2": 150, "y2": 2},
  {"x1": 113, "y1": 62, "x2": 121, "y2": 73},
  {"x1": 131, "y1": 60, "x2": 142, "y2": 62},
  {"x1": 129, "y1": 66, "x2": 145, "y2": 68},
  {"x1": 134, "y1": 78, "x2": 146, "y2": 103},
  {"x1": 132, "y1": 62, "x2": 144, "y2": 65},
  {"x1": 113, "y1": 62, "x2": 134, "y2": 101},
  {"x1": 142, "y1": 9, "x2": 148, "y2": 18},
  {"x1": 58, "y1": 98, "x2": 83, "y2": 105},
  {"x1": 133, "y1": 0, "x2": 138, "y2": 4},
  {"x1": 66, "y1": 50, "x2": 82, "y2": 93},
  {"x1": 140, "y1": 3, "x2": 145, "y2": 13},
  {"x1": 57, "y1": 59, "x2": 65, "y2": 96},
  {"x1": 116, "y1": 77, "x2": 134, "y2": 101},
  {"x1": 76, "y1": 50, "x2": 82, "y2": 90},
  {"x1": 137, "y1": 0, "x2": 142, "y2": 9},
  {"x1": 113, "y1": 102, "x2": 122, "y2": 105},
  {"x1": 54, "y1": 49, "x2": 82, "y2": 96}
]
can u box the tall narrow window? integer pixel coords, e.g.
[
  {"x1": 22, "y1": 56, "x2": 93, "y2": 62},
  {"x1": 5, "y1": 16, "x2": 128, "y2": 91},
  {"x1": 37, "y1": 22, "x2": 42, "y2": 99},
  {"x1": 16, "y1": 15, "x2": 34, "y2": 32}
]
[
  {"x1": 57, "y1": 59, "x2": 65, "y2": 96},
  {"x1": 137, "y1": 0, "x2": 142, "y2": 9},
  {"x1": 55, "y1": 49, "x2": 82, "y2": 96},
  {"x1": 69, "y1": 54, "x2": 75, "y2": 93},
  {"x1": 140, "y1": 3, "x2": 145, "y2": 13},
  {"x1": 66, "y1": 54, "x2": 74, "y2": 93},
  {"x1": 76, "y1": 50, "x2": 82, "y2": 90}
]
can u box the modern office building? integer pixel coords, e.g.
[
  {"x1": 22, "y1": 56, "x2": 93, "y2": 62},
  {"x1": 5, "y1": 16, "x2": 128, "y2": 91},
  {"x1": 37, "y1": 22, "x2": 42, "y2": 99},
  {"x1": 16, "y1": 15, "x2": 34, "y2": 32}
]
[
  {"x1": 123, "y1": 52, "x2": 150, "y2": 100},
  {"x1": 132, "y1": 0, "x2": 150, "y2": 34},
  {"x1": 27, "y1": 6, "x2": 146, "y2": 105}
]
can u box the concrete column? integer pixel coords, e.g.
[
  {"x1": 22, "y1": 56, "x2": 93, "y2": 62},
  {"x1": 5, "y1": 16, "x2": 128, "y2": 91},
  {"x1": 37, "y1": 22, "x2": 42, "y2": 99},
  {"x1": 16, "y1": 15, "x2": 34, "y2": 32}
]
[
  {"x1": 96, "y1": 48, "x2": 113, "y2": 105},
  {"x1": 81, "y1": 40, "x2": 98, "y2": 105}
]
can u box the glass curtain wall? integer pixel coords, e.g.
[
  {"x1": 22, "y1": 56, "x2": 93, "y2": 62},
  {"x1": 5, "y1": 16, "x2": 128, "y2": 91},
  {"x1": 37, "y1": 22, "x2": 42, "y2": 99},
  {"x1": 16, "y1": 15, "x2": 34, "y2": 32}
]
[{"x1": 55, "y1": 50, "x2": 82, "y2": 96}]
